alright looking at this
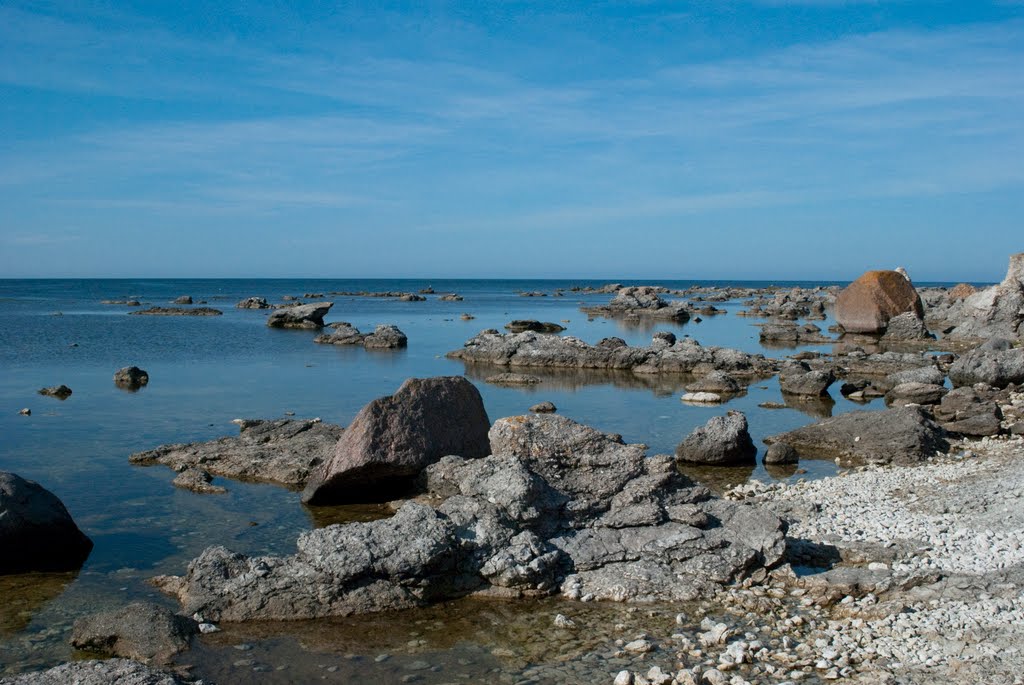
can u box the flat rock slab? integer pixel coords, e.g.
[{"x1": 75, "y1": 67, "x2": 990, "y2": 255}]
[
  {"x1": 0, "y1": 659, "x2": 195, "y2": 685},
  {"x1": 129, "y1": 307, "x2": 222, "y2": 316},
  {"x1": 764, "y1": 406, "x2": 949, "y2": 466},
  {"x1": 129, "y1": 418, "x2": 343, "y2": 489}
]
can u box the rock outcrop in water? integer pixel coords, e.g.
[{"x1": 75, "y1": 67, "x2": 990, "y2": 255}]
[
  {"x1": 505, "y1": 320, "x2": 566, "y2": 334},
  {"x1": 129, "y1": 418, "x2": 343, "y2": 489},
  {"x1": 0, "y1": 472, "x2": 93, "y2": 574},
  {"x1": 301, "y1": 377, "x2": 491, "y2": 505},
  {"x1": 581, "y1": 286, "x2": 690, "y2": 322},
  {"x1": 114, "y1": 366, "x2": 149, "y2": 389},
  {"x1": 130, "y1": 307, "x2": 222, "y2": 316},
  {"x1": 675, "y1": 412, "x2": 757, "y2": 466},
  {"x1": 236, "y1": 296, "x2": 271, "y2": 309},
  {"x1": 835, "y1": 270, "x2": 924, "y2": 334},
  {"x1": 266, "y1": 302, "x2": 332, "y2": 329},
  {"x1": 70, "y1": 603, "x2": 197, "y2": 664},
  {"x1": 314, "y1": 323, "x2": 408, "y2": 349},
  {"x1": 447, "y1": 331, "x2": 775, "y2": 383},
  {"x1": 156, "y1": 415, "x2": 786, "y2": 621}
]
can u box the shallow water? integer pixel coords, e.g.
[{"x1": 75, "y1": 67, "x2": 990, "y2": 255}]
[{"x1": 0, "y1": 277, "x2": 943, "y2": 679}]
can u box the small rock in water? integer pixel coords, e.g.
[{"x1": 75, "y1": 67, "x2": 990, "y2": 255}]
[
  {"x1": 553, "y1": 613, "x2": 576, "y2": 629},
  {"x1": 530, "y1": 401, "x2": 557, "y2": 414},
  {"x1": 38, "y1": 384, "x2": 72, "y2": 399},
  {"x1": 680, "y1": 392, "x2": 723, "y2": 404},
  {"x1": 18, "y1": 408, "x2": 30, "y2": 416}
]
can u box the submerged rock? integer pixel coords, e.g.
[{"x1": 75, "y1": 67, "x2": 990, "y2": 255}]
[
  {"x1": 675, "y1": 412, "x2": 757, "y2": 466},
  {"x1": 486, "y1": 373, "x2": 542, "y2": 386},
  {"x1": 0, "y1": 659, "x2": 195, "y2": 685},
  {"x1": 37, "y1": 384, "x2": 72, "y2": 399},
  {"x1": 130, "y1": 307, "x2": 222, "y2": 316},
  {"x1": 302, "y1": 376, "x2": 491, "y2": 505},
  {"x1": 160, "y1": 414, "x2": 785, "y2": 621},
  {"x1": 764, "y1": 406, "x2": 948, "y2": 466},
  {"x1": 129, "y1": 418, "x2": 343, "y2": 489},
  {"x1": 0, "y1": 471, "x2": 93, "y2": 574},
  {"x1": 266, "y1": 302, "x2": 333, "y2": 329},
  {"x1": 71, "y1": 602, "x2": 197, "y2": 664}
]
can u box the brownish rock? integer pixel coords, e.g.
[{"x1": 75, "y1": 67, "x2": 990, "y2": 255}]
[
  {"x1": 947, "y1": 283, "x2": 977, "y2": 301},
  {"x1": 835, "y1": 270, "x2": 924, "y2": 334},
  {"x1": 301, "y1": 376, "x2": 491, "y2": 505}
]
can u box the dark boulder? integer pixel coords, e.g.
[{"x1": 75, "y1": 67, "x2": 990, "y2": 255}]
[
  {"x1": 114, "y1": 366, "x2": 149, "y2": 389},
  {"x1": 171, "y1": 296, "x2": 192, "y2": 305},
  {"x1": 505, "y1": 320, "x2": 566, "y2": 334},
  {"x1": 763, "y1": 443, "x2": 798, "y2": 465},
  {"x1": 302, "y1": 377, "x2": 491, "y2": 505},
  {"x1": 778, "y1": 363, "x2": 835, "y2": 398},
  {"x1": 885, "y1": 382, "x2": 948, "y2": 406},
  {"x1": 675, "y1": 412, "x2": 757, "y2": 466},
  {"x1": 38, "y1": 385, "x2": 72, "y2": 399},
  {"x1": 932, "y1": 386, "x2": 1004, "y2": 436},
  {"x1": 529, "y1": 401, "x2": 557, "y2": 413},
  {"x1": 0, "y1": 472, "x2": 93, "y2": 574}
]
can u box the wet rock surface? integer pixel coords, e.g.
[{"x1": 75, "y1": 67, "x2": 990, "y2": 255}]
[
  {"x1": 129, "y1": 418, "x2": 343, "y2": 489},
  {"x1": 302, "y1": 377, "x2": 491, "y2": 505},
  {"x1": 71, "y1": 602, "x2": 198, "y2": 664},
  {"x1": 764, "y1": 406, "x2": 949, "y2": 466},
  {"x1": 159, "y1": 415, "x2": 785, "y2": 623},
  {"x1": 0, "y1": 472, "x2": 93, "y2": 574}
]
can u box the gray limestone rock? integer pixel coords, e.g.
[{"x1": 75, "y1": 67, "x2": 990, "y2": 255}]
[
  {"x1": 949, "y1": 338, "x2": 1024, "y2": 389},
  {"x1": 0, "y1": 659, "x2": 195, "y2": 685},
  {"x1": 71, "y1": 602, "x2": 197, "y2": 664},
  {"x1": 266, "y1": 302, "x2": 333, "y2": 329},
  {"x1": 675, "y1": 412, "x2": 757, "y2": 466}
]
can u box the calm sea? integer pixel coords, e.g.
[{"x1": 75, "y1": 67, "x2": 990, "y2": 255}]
[{"x1": 0, "y1": 277, "x2": 951, "y2": 680}]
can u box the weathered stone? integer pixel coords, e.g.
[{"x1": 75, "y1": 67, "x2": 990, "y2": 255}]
[
  {"x1": 363, "y1": 324, "x2": 408, "y2": 349},
  {"x1": 529, "y1": 401, "x2": 557, "y2": 413},
  {"x1": 130, "y1": 418, "x2": 343, "y2": 489},
  {"x1": 764, "y1": 406, "x2": 948, "y2": 466},
  {"x1": 675, "y1": 412, "x2": 756, "y2": 466},
  {"x1": 71, "y1": 603, "x2": 197, "y2": 664},
  {"x1": 778, "y1": 363, "x2": 835, "y2": 398},
  {"x1": 949, "y1": 338, "x2": 1024, "y2": 388},
  {"x1": 0, "y1": 472, "x2": 93, "y2": 574},
  {"x1": 171, "y1": 468, "x2": 226, "y2": 495},
  {"x1": 236, "y1": 296, "x2": 271, "y2": 309},
  {"x1": 266, "y1": 302, "x2": 333, "y2": 329},
  {"x1": 835, "y1": 270, "x2": 924, "y2": 334},
  {"x1": 114, "y1": 366, "x2": 149, "y2": 389},
  {"x1": 680, "y1": 392, "x2": 723, "y2": 404},
  {"x1": 945, "y1": 253, "x2": 1024, "y2": 339},
  {"x1": 582, "y1": 286, "x2": 690, "y2": 322},
  {"x1": 0, "y1": 659, "x2": 194, "y2": 685},
  {"x1": 302, "y1": 377, "x2": 491, "y2": 505},
  {"x1": 885, "y1": 382, "x2": 948, "y2": 406},
  {"x1": 685, "y1": 371, "x2": 741, "y2": 395},
  {"x1": 37, "y1": 384, "x2": 72, "y2": 399},
  {"x1": 933, "y1": 386, "x2": 1004, "y2": 436}
]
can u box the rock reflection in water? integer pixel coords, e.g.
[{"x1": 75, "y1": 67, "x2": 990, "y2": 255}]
[
  {"x1": 782, "y1": 393, "x2": 835, "y2": 418},
  {"x1": 460, "y1": 364, "x2": 694, "y2": 397},
  {"x1": 0, "y1": 573, "x2": 77, "y2": 637},
  {"x1": 676, "y1": 463, "x2": 756, "y2": 494}
]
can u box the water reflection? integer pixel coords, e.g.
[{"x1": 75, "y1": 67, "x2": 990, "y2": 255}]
[
  {"x1": 781, "y1": 393, "x2": 836, "y2": 418},
  {"x1": 0, "y1": 573, "x2": 77, "y2": 637},
  {"x1": 460, "y1": 364, "x2": 692, "y2": 397},
  {"x1": 676, "y1": 463, "x2": 756, "y2": 494}
]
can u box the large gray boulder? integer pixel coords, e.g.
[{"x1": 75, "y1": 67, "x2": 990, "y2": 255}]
[
  {"x1": 675, "y1": 412, "x2": 757, "y2": 466},
  {"x1": 948, "y1": 338, "x2": 1024, "y2": 388},
  {"x1": 0, "y1": 472, "x2": 93, "y2": 574},
  {"x1": 130, "y1": 418, "x2": 343, "y2": 489},
  {"x1": 0, "y1": 659, "x2": 195, "y2": 685},
  {"x1": 266, "y1": 302, "x2": 333, "y2": 329},
  {"x1": 932, "y1": 386, "x2": 1004, "y2": 436},
  {"x1": 71, "y1": 603, "x2": 197, "y2": 664},
  {"x1": 302, "y1": 377, "x2": 491, "y2": 505},
  {"x1": 158, "y1": 415, "x2": 786, "y2": 621},
  {"x1": 945, "y1": 253, "x2": 1024, "y2": 340},
  {"x1": 778, "y1": 362, "x2": 835, "y2": 398},
  {"x1": 764, "y1": 406, "x2": 948, "y2": 466}
]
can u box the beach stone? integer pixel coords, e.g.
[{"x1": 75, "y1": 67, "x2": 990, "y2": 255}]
[
  {"x1": 266, "y1": 302, "x2": 333, "y2": 329},
  {"x1": 835, "y1": 270, "x2": 924, "y2": 334},
  {"x1": 505, "y1": 320, "x2": 565, "y2": 334},
  {"x1": 0, "y1": 659, "x2": 195, "y2": 685},
  {"x1": 236, "y1": 296, "x2": 271, "y2": 309},
  {"x1": 0, "y1": 471, "x2": 93, "y2": 574},
  {"x1": 885, "y1": 382, "x2": 948, "y2": 406},
  {"x1": 764, "y1": 443, "x2": 798, "y2": 465},
  {"x1": 37, "y1": 384, "x2": 72, "y2": 399},
  {"x1": 71, "y1": 603, "x2": 198, "y2": 664},
  {"x1": 949, "y1": 338, "x2": 1024, "y2": 389},
  {"x1": 764, "y1": 406, "x2": 948, "y2": 466},
  {"x1": 114, "y1": 366, "x2": 149, "y2": 389},
  {"x1": 363, "y1": 324, "x2": 408, "y2": 349},
  {"x1": 529, "y1": 401, "x2": 557, "y2": 413},
  {"x1": 675, "y1": 412, "x2": 756, "y2": 466},
  {"x1": 130, "y1": 418, "x2": 343, "y2": 489},
  {"x1": 302, "y1": 376, "x2": 491, "y2": 505}
]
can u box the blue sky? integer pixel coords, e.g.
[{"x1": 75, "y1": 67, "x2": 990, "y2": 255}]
[{"x1": 1, "y1": 1, "x2": 1022, "y2": 281}]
